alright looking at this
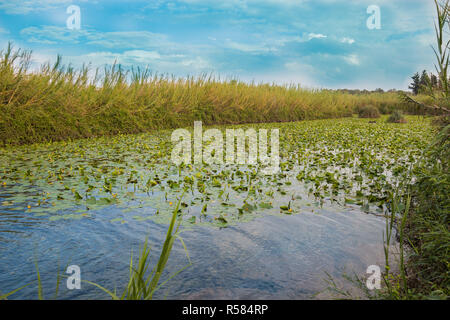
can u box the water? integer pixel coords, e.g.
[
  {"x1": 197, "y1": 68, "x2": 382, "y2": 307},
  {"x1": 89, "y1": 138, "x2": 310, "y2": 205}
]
[
  {"x1": 0, "y1": 200, "x2": 388, "y2": 300},
  {"x1": 2, "y1": 119, "x2": 423, "y2": 300}
]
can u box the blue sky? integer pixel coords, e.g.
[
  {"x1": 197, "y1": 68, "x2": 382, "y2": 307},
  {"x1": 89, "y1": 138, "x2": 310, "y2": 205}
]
[{"x1": 0, "y1": 0, "x2": 439, "y2": 90}]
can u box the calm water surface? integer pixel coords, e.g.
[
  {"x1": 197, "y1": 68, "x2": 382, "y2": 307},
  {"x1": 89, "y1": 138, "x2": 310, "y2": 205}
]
[{"x1": 0, "y1": 199, "x2": 388, "y2": 299}]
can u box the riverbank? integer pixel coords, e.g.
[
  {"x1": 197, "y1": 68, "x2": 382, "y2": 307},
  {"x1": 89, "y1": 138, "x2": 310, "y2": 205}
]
[
  {"x1": 0, "y1": 45, "x2": 433, "y2": 147},
  {"x1": 391, "y1": 123, "x2": 449, "y2": 299}
]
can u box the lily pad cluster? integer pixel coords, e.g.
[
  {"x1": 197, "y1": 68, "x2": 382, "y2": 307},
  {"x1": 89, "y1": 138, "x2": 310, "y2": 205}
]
[{"x1": 0, "y1": 116, "x2": 434, "y2": 227}]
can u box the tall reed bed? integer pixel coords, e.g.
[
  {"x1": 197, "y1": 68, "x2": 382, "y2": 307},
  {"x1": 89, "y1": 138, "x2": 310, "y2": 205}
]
[
  {"x1": 1, "y1": 193, "x2": 191, "y2": 300},
  {"x1": 0, "y1": 44, "x2": 420, "y2": 146}
]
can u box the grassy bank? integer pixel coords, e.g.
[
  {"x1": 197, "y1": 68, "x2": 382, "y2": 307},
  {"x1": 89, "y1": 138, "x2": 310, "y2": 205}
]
[
  {"x1": 379, "y1": 0, "x2": 449, "y2": 299},
  {"x1": 406, "y1": 124, "x2": 449, "y2": 298},
  {"x1": 385, "y1": 123, "x2": 449, "y2": 299},
  {"x1": 0, "y1": 44, "x2": 429, "y2": 146},
  {"x1": 331, "y1": 122, "x2": 449, "y2": 300}
]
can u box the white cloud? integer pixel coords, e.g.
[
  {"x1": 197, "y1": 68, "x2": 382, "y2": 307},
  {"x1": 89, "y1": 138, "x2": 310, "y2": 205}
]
[
  {"x1": 21, "y1": 26, "x2": 88, "y2": 44},
  {"x1": 86, "y1": 31, "x2": 170, "y2": 49},
  {"x1": 0, "y1": 0, "x2": 87, "y2": 15},
  {"x1": 341, "y1": 37, "x2": 355, "y2": 44},
  {"x1": 344, "y1": 54, "x2": 360, "y2": 65},
  {"x1": 20, "y1": 26, "x2": 173, "y2": 50},
  {"x1": 253, "y1": 60, "x2": 320, "y2": 88},
  {"x1": 307, "y1": 33, "x2": 327, "y2": 40},
  {"x1": 224, "y1": 40, "x2": 276, "y2": 53},
  {"x1": 53, "y1": 49, "x2": 213, "y2": 75}
]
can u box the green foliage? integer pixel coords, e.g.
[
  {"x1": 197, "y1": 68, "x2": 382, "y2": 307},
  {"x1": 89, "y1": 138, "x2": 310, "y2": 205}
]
[
  {"x1": 0, "y1": 44, "x2": 425, "y2": 146},
  {"x1": 387, "y1": 110, "x2": 407, "y2": 123},
  {"x1": 409, "y1": 72, "x2": 421, "y2": 95},
  {"x1": 401, "y1": 125, "x2": 449, "y2": 298},
  {"x1": 357, "y1": 105, "x2": 380, "y2": 118},
  {"x1": 375, "y1": 125, "x2": 449, "y2": 300},
  {"x1": 0, "y1": 116, "x2": 434, "y2": 227},
  {"x1": 380, "y1": 0, "x2": 449, "y2": 300},
  {"x1": 409, "y1": 70, "x2": 435, "y2": 95},
  {"x1": 432, "y1": 0, "x2": 450, "y2": 99}
]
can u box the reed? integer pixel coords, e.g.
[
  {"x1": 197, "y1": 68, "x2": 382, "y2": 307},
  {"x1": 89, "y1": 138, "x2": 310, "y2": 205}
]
[
  {"x1": 0, "y1": 43, "x2": 425, "y2": 146},
  {"x1": 74, "y1": 192, "x2": 191, "y2": 300},
  {"x1": 0, "y1": 193, "x2": 191, "y2": 300}
]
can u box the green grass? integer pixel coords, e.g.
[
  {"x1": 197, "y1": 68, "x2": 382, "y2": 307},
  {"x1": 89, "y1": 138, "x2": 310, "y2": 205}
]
[
  {"x1": 357, "y1": 105, "x2": 381, "y2": 118},
  {"x1": 376, "y1": 124, "x2": 449, "y2": 300},
  {"x1": 377, "y1": 0, "x2": 449, "y2": 300},
  {"x1": 0, "y1": 43, "x2": 431, "y2": 147},
  {"x1": 400, "y1": 124, "x2": 449, "y2": 298},
  {"x1": 387, "y1": 110, "x2": 407, "y2": 123}
]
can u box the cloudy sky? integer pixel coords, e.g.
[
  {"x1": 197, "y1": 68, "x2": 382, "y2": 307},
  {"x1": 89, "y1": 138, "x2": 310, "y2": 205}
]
[{"x1": 0, "y1": 0, "x2": 439, "y2": 90}]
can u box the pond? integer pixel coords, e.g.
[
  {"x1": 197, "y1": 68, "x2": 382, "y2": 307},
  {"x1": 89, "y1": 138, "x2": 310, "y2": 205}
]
[{"x1": 0, "y1": 117, "x2": 433, "y2": 299}]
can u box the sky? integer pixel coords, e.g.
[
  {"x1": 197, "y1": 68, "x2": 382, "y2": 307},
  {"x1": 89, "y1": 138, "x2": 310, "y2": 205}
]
[{"x1": 0, "y1": 0, "x2": 440, "y2": 90}]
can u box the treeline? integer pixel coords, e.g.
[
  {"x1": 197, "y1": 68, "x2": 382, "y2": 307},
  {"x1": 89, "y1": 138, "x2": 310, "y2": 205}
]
[
  {"x1": 409, "y1": 70, "x2": 450, "y2": 95},
  {"x1": 326, "y1": 88, "x2": 408, "y2": 95}
]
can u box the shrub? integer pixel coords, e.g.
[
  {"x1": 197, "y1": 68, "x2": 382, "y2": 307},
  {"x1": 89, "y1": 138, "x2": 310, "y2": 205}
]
[
  {"x1": 358, "y1": 105, "x2": 380, "y2": 118},
  {"x1": 405, "y1": 125, "x2": 450, "y2": 297},
  {"x1": 387, "y1": 110, "x2": 407, "y2": 123},
  {"x1": 0, "y1": 44, "x2": 433, "y2": 146},
  {"x1": 377, "y1": 102, "x2": 394, "y2": 114}
]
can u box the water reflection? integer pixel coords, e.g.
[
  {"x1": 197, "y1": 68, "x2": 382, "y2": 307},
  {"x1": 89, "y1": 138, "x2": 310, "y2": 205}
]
[{"x1": 0, "y1": 202, "x2": 388, "y2": 300}]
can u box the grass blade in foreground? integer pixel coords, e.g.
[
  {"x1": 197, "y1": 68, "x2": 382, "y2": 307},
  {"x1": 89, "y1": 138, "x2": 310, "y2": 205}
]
[{"x1": 80, "y1": 191, "x2": 191, "y2": 300}]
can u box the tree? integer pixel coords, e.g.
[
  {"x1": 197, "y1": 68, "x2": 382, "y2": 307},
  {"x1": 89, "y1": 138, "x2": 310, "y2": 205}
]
[
  {"x1": 419, "y1": 70, "x2": 431, "y2": 92},
  {"x1": 430, "y1": 73, "x2": 439, "y2": 89},
  {"x1": 408, "y1": 72, "x2": 421, "y2": 95},
  {"x1": 401, "y1": 0, "x2": 449, "y2": 114}
]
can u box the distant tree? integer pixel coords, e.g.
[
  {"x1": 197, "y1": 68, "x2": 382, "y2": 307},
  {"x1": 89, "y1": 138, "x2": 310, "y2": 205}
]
[
  {"x1": 430, "y1": 73, "x2": 439, "y2": 88},
  {"x1": 400, "y1": 0, "x2": 449, "y2": 115},
  {"x1": 408, "y1": 72, "x2": 421, "y2": 95},
  {"x1": 419, "y1": 70, "x2": 431, "y2": 92}
]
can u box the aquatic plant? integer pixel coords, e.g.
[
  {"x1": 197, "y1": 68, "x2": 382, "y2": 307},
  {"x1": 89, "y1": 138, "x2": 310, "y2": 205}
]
[
  {"x1": 357, "y1": 105, "x2": 381, "y2": 118},
  {"x1": 387, "y1": 111, "x2": 407, "y2": 123},
  {"x1": 323, "y1": 0, "x2": 449, "y2": 300},
  {"x1": 0, "y1": 117, "x2": 434, "y2": 229}
]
